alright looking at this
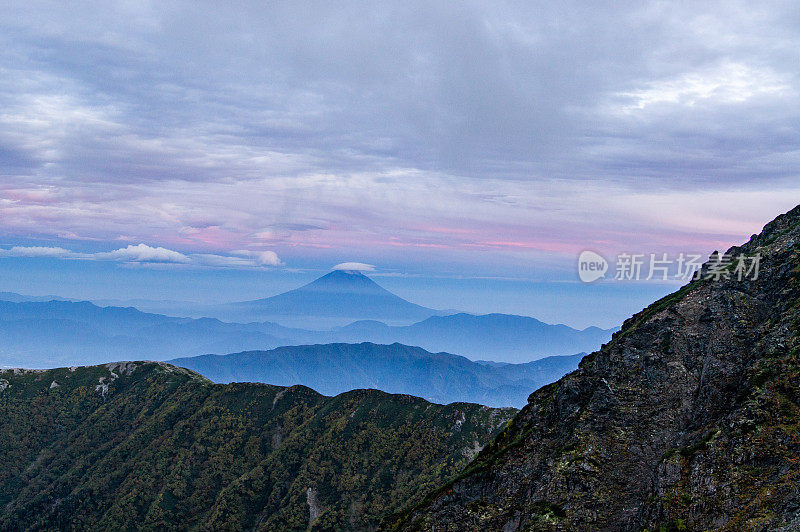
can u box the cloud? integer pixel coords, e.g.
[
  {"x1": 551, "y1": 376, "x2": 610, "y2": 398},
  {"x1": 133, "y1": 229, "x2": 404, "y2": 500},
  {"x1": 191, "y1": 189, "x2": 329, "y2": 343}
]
[
  {"x1": 0, "y1": 246, "x2": 72, "y2": 258},
  {"x1": 232, "y1": 250, "x2": 282, "y2": 266},
  {"x1": 192, "y1": 254, "x2": 258, "y2": 268},
  {"x1": 617, "y1": 62, "x2": 790, "y2": 110},
  {"x1": 194, "y1": 250, "x2": 282, "y2": 268},
  {"x1": 93, "y1": 244, "x2": 191, "y2": 263},
  {"x1": 333, "y1": 262, "x2": 375, "y2": 272},
  {"x1": 3, "y1": 2, "x2": 799, "y2": 186},
  {"x1": 268, "y1": 223, "x2": 325, "y2": 232},
  {"x1": 0, "y1": 243, "x2": 282, "y2": 269},
  {"x1": 0, "y1": 1, "x2": 798, "y2": 276}
]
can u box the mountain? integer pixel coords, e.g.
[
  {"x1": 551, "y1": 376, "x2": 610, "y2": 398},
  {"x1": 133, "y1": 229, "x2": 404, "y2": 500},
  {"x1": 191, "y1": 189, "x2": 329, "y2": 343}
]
[
  {"x1": 0, "y1": 298, "x2": 607, "y2": 368},
  {"x1": 209, "y1": 270, "x2": 439, "y2": 326},
  {"x1": 0, "y1": 300, "x2": 285, "y2": 367},
  {"x1": 331, "y1": 314, "x2": 616, "y2": 362},
  {"x1": 90, "y1": 297, "x2": 207, "y2": 317},
  {"x1": 392, "y1": 205, "x2": 800, "y2": 530},
  {"x1": 0, "y1": 361, "x2": 515, "y2": 530},
  {"x1": 0, "y1": 291, "x2": 72, "y2": 303},
  {"x1": 169, "y1": 343, "x2": 585, "y2": 407}
]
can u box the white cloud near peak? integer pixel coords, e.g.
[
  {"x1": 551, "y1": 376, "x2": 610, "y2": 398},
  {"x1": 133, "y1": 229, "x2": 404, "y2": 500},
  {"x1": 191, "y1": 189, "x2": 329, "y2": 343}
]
[{"x1": 333, "y1": 262, "x2": 375, "y2": 271}]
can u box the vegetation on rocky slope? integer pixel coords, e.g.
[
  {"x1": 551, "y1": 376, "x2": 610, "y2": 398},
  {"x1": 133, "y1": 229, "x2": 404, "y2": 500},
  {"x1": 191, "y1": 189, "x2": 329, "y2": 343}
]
[
  {"x1": 0, "y1": 362, "x2": 514, "y2": 531},
  {"x1": 394, "y1": 206, "x2": 800, "y2": 531}
]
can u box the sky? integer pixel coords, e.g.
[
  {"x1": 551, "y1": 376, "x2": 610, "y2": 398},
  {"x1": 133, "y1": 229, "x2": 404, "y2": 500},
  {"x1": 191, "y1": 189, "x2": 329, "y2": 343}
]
[{"x1": 1, "y1": 1, "x2": 799, "y2": 328}]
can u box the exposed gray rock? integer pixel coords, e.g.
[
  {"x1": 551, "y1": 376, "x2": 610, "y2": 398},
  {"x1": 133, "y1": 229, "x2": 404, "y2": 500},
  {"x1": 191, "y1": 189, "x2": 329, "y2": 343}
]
[
  {"x1": 307, "y1": 487, "x2": 323, "y2": 524},
  {"x1": 397, "y1": 205, "x2": 800, "y2": 531}
]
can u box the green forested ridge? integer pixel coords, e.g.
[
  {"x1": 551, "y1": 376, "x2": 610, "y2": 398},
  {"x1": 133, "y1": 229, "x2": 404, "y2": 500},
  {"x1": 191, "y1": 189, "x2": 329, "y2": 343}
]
[
  {"x1": 170, "y1": 342, "x2": 584, "y2": 408},
  {"x1": 0, "y1": 361, "x2": 515, "y2": 531}
]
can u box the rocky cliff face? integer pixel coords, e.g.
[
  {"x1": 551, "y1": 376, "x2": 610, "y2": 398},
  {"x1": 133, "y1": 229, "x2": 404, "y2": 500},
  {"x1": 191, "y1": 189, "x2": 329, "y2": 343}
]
[{"x1": 394, "y1": 205, "x2": 800, "y2": 531}]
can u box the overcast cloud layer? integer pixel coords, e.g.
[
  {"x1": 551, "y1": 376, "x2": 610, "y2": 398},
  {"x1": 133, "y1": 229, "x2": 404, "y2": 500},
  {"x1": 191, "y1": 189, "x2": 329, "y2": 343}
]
[{"x1": 1, "y1": 1, "x2": 799, "y2": 276}]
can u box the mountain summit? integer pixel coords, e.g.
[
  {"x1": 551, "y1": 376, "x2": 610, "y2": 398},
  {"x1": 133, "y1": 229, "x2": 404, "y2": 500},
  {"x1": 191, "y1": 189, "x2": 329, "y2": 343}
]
[
  {"x1": 299, "y1": 269, "x2": 393, "y2": 293},
  {"x1": 395, "y1": 205, "x2": 800, "y2": 530},
  {"x1": 216, "y1": 270, "x2": 437, "y2": 325}
]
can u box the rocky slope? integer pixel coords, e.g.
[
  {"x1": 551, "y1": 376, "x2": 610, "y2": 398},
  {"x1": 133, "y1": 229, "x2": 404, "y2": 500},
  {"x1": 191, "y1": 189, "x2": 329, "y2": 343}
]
[
  {"x1": 393, "y1": 206, "x2": 800, "y2": 531},
  {"x1": 0, "y1": 362, "x2": 515, "y2": 531}
]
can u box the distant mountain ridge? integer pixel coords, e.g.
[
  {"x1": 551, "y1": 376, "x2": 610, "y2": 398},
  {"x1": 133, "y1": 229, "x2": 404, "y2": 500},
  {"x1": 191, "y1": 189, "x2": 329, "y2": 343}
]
[
  {"x1": 0, "y1": 299, "x2": 611, "y2": 367},
  {"x1": 1, "y1": 270, "x2": 441, "y2": 328},
  {"x1": 0, "y1": 292, "x2": 73, "y2": 303},
  {"x1": 210, "y1": 269, "x2": 439, "y2": 325},
  {"x1": 170, "y1": 343, "x2": 585, "y2": 407},
  {"x1": 332, "y1": 313, "x2": 615, "y2": 362},
  {"x1": 0, "y1": 300, "x2": 285, "y2": 367}
]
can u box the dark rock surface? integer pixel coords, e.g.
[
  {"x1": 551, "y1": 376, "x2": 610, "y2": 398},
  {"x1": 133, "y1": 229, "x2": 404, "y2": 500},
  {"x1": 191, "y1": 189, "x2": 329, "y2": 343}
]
[{"x1": 393, "y1": 205, "x2": 800, "y2": 531}]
